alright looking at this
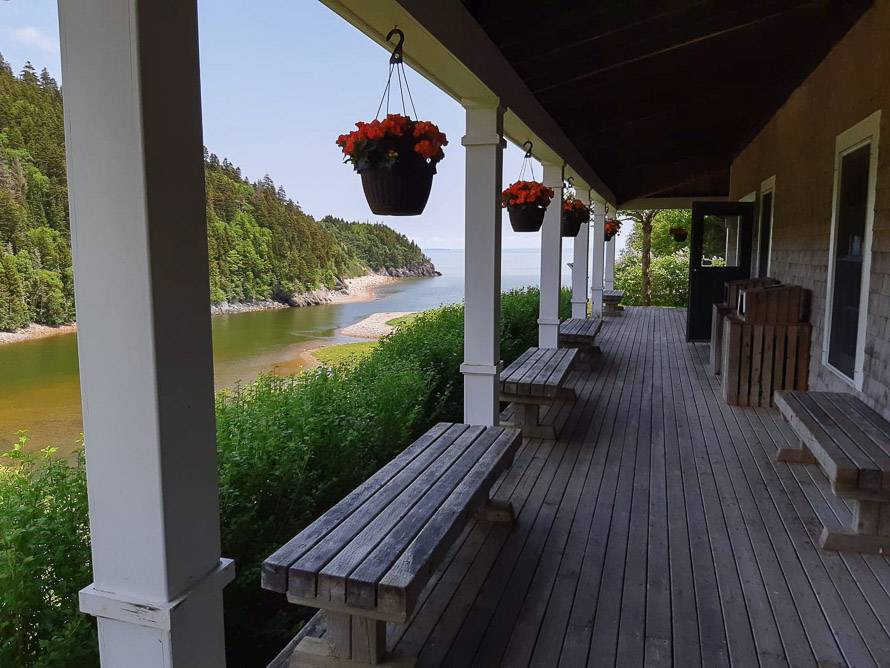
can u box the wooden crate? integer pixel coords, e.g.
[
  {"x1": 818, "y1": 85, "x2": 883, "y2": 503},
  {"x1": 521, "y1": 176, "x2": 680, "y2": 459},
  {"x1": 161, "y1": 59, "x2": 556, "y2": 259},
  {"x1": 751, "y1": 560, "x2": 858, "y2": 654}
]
[
  {"x1": 737, "y1": 284, "x2": 810, "y2": 324},
  {"x1": 721, "y1": 315, "x2": 811, "y2": 407},
  {"x1": 710, "y1": 278, "x2": 780, "y2": 376},
  {"x1": 725, "y1": 277, "x2": 780, "y2": 309}
]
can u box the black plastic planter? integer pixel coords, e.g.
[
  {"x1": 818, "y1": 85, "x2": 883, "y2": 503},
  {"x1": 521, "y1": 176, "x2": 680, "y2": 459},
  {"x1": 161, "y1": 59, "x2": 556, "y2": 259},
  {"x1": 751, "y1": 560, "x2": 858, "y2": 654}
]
[
  {"x1": 359, "y1": 155, "x2": 435, "y2": 216},
  {"x1": 507, "y1": 204, "x2": 547, "y2": 232},
  {"x1": 561, "y1": 211, "x2": 586, "y2": 237}
]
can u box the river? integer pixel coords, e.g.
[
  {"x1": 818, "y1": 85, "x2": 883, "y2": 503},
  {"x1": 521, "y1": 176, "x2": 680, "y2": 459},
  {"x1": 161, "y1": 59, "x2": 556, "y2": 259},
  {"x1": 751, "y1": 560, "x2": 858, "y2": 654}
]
[{"x1": 1, "y1": 248, "x2": 574, "y2": 453}]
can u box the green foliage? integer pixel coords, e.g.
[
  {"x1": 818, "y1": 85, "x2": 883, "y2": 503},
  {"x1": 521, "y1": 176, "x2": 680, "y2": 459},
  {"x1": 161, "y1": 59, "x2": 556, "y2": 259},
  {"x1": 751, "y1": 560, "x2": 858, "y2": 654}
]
[
  {"x1": 623, "y1": 209, "x2": 691, "y2": 258},
  {"x1": 617, "y1": 209, "x2": 692, "y2": 307},
  {"x1": 0, "y1": 252, "x2": 29, "y2": 330},
  {"x1": 616, "y1": 248, "x2": 690, "y2": 307},
  {"x1": 321, "y1": 216, "x2": 430, "y2": 273},
  {"x1": 0, "y1": 286, "x2": 565, "y2": 666},
  {"x1": 311, "y1": 341, "x2": 376, "y2": 366},
  {"x1": 0, "y1": 55, "x2": 434, "y2": 330},
  {"x1": 0, "y1": 435, "x2": 95, "y2": 668}
]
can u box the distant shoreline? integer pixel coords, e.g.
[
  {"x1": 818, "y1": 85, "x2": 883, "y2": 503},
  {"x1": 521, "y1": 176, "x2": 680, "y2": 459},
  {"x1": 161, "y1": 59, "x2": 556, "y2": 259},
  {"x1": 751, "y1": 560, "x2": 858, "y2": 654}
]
[{"x1": 0, "y1": 273, "x2": 415, "y2": 347}]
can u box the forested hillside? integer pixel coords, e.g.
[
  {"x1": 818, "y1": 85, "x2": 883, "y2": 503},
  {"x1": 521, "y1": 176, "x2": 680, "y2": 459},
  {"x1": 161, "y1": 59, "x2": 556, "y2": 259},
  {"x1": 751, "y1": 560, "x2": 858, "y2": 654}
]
[{"x1": 0, "y1": 55, "x2": 433, "y2": 331}]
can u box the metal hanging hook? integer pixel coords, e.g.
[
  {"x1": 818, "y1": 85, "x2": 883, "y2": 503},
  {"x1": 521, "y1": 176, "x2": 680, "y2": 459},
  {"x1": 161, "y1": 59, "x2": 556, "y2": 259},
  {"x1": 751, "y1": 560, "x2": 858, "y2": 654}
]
[
  {"x1": 387, "y1": 28, "x2": 405, "y2": 65},
  {"x1": 522, "y1": 141, "x2": 533, "y2": 159}
]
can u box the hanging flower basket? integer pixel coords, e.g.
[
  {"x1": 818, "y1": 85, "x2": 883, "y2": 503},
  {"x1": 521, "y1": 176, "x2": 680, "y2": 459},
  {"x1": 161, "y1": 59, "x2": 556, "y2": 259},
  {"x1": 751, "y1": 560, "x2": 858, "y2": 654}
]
[
  {"x1": 501, "y1": 180, "x2": 555, "y2": 233},
  {"x1": 337, "y1": 114, "x2": 447, "y2": 216},
  {"x1": 669, "y1": 226, "x2": 689, "y2": 242},
  {"x1": 561, "y1": 196, "x2": 590, "y2": 237},
  {"x1": 604, "y1": 218, "x2": 621, "y2": 241}
]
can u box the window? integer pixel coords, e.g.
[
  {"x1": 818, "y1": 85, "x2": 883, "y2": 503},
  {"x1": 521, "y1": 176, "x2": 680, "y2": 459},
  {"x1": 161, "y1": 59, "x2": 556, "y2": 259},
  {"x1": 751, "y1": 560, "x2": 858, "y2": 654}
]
[
  {"x1": 824, "y1": 111, "x2": 881, "y2": 388},
  {"x1": 699, "y1": 214, "x2": 742, "y2": 267},
  {"x1": 758, "y1": 176, "x2": 775, "y2": 278}
]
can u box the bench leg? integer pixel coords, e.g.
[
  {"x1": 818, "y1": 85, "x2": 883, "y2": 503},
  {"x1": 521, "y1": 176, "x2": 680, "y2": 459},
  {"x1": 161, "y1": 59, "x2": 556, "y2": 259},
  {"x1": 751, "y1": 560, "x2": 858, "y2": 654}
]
[
  {"x1": 820, "y1": 500, "x2": 890, "y2": 555},
  {"x1": 474, "y1": 499, "x2": 516, "y2": 523},
  {"x1": 513, "y1": 402, "x2": 556, "y2": 440},
  {"x1": 288, "y1": 612, "x2": 414, "y2": 667},
  {"x1": 775, "y1": 439, "x2": 817, "y2": 465}
]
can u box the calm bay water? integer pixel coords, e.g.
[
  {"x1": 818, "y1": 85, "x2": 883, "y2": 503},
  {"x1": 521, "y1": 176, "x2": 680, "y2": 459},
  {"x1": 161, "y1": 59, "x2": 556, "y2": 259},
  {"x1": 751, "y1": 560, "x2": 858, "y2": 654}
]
[{"x1": 1, "y1": 248, "x2": 574, "y2": 452}]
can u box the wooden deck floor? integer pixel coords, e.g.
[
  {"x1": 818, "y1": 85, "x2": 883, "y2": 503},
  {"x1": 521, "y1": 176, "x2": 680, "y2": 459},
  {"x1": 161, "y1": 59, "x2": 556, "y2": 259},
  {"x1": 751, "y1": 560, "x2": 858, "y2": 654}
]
[{"x1": 373, "y1": 307, "x2": 890, "y2": 667}]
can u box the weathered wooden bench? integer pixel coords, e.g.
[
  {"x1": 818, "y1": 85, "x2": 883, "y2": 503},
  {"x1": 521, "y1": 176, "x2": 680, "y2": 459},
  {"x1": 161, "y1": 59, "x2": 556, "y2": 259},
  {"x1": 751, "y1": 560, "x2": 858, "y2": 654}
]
[
  {"x1": 775, "y1": 391, "x2": 890, "y2": 554},
  {"x1": 499, "y1": 347, "x2": 577, "y2": 439},
  {"x1": 603, "y1": 289, "x2": 625, "y2": 316},
  {"x1": 559, "y1": 317, "x2": 603, "y2": 368},
  {"x1": 262, "y1": 422, "x2": 521, "y2": 666}
]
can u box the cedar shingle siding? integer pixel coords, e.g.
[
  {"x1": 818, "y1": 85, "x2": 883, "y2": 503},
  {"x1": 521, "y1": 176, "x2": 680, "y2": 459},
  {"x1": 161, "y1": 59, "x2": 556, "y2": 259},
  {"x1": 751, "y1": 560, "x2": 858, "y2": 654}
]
[{"x1": 729, "y1": 3, "x2": 890, "y2": 418}]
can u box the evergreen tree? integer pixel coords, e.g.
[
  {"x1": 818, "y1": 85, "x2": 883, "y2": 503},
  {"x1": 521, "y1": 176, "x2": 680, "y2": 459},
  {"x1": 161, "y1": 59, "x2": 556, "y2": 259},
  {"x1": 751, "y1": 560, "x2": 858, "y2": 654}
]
[{"x1": 0, "y1": 51, "x2": 433, "y2": 329}]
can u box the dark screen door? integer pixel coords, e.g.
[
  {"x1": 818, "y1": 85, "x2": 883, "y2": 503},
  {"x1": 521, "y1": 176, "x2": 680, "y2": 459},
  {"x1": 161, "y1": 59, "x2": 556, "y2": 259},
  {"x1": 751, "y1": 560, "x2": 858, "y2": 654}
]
[{"x1": 687, "y1": 201, "x2": 754, "y2": 341}]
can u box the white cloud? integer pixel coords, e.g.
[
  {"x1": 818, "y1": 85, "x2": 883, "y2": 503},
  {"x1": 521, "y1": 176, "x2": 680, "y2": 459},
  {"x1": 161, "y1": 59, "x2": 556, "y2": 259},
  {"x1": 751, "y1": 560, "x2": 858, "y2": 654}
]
[{"x1": 10, "y1": 26, "x2": 58, "y2": 54}]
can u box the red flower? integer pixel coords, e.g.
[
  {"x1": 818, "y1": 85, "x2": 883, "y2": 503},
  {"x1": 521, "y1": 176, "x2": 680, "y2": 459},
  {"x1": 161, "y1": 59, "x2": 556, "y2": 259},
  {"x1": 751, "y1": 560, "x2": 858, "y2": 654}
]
[
  {"x1": 500, "y1": 181, "x2": 555, "y2": 208},
  {"x1": 336, "y1": 115, "x2": 448, "y2": 169}
]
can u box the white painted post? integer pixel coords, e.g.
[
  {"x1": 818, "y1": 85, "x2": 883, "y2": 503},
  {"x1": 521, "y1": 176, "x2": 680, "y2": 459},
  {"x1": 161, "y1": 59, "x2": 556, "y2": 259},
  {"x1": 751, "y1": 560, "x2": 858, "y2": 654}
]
[
  {"x1": 604, "y1": 210, "x2": 617, "y2": 290},
  {"x1": 460, "y1": 100, "x2": 505, "y2": 425},
  {"x1": 59, "y1": 2, "x2": 233, "y2": 665},
  {"x1": 590, "y1": 200, "x2": 605, "y2": 317},
  {"x1": 570, "y1": 189, "x2": 590, "y2": 319},
  {"x1": 538, "y1": 161, "x2": 564, "y2": 348}
]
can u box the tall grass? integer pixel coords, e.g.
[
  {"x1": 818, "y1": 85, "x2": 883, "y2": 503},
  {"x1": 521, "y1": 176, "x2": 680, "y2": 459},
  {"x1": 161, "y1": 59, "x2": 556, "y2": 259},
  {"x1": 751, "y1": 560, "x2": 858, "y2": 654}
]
[{"x1": 0, "y1": 287, "x2": 569, "y2": 666}]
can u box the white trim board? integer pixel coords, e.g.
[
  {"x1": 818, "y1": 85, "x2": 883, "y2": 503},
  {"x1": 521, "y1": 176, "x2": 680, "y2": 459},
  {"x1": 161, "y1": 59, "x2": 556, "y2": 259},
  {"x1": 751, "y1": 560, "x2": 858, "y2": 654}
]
[
  {"x1": 822, "y1": 110, "x2": 881, "y2": 390},
  {"x1": 759, "y1": 176, "x2": 776, "y2": 278}
]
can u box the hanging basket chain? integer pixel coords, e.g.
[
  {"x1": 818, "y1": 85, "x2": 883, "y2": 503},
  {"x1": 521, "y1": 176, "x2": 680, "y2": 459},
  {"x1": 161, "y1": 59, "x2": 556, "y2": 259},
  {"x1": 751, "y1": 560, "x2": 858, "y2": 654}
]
[
  {"x1": 374, "y1": 28, "x2": 419, "y2": 120},
  {"x1": 518, "y1": 140, "x2": 536, "y2": 182}
]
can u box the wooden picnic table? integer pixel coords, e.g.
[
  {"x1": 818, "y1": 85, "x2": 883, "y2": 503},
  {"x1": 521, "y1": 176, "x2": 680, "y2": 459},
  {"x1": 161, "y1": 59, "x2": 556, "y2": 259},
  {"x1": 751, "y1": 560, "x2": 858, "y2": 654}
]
[
  {"x1": 603, "y1": 289, "x2": 624, "y2": 315},
  {"x1": 776, "y1": 391, "x2": 890, "y2": 554},
  {"x1": 262, "y1": 422, "x2": 520, "y2": 666},
  {"x1": 559, "y1": 317, "x2": 602, "y2": 369},
  {"x1": 499, "y1": 347, "x2": 577, "y2": 439}
]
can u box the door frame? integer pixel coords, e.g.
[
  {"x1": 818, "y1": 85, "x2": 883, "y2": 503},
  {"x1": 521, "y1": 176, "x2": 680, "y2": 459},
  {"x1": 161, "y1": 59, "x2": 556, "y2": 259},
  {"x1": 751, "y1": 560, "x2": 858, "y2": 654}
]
[
  {"x1": 822, "y1": 110, "x2": 881, "y2": 390},
  {"x1": 758, "y1": 175, "x2": 776, "y2": 278}
]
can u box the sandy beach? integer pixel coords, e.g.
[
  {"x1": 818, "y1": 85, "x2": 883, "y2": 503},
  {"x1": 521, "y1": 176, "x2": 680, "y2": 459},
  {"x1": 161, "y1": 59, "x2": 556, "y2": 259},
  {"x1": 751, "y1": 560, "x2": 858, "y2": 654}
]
[
  {"x1": 331, "y1": 274, "x2": 399, "y2": 304},
  {"x1": 0, "y1": 323, "x2": 77, "y2": 346},
  {"x1": 340, "y1": 311, "x2": 414, "y2": 339}
]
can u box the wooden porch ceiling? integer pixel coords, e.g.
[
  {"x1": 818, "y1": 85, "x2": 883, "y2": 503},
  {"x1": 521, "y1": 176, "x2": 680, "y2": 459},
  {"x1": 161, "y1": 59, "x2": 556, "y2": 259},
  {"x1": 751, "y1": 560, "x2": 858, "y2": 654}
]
[{"x1": 460, "y1": 0, "x2": 873, "y2": 204}]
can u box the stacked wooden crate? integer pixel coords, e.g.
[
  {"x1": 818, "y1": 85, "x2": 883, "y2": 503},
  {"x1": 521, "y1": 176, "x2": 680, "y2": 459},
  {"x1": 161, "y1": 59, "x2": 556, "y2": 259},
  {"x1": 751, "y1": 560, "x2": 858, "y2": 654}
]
[
  {"x1": 721, "y1": 284, "x2": 812, "y2": 407},
  {"x1": 709, "y1": 277, "x2": 780, "y2": 374}
]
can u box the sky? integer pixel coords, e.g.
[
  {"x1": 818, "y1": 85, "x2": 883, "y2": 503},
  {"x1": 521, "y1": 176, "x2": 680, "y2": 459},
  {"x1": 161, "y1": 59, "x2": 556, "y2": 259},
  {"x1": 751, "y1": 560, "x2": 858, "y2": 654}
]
[{"x1": 0, "y1": 0, "x2": 626, "y2": 253}]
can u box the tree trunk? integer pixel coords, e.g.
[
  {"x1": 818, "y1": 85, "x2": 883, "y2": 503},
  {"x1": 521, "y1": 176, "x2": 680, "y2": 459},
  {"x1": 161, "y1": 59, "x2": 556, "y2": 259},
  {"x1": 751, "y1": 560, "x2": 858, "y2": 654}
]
[{"x1": 641, "y1": 212, "x2": 654, "y2": 306}]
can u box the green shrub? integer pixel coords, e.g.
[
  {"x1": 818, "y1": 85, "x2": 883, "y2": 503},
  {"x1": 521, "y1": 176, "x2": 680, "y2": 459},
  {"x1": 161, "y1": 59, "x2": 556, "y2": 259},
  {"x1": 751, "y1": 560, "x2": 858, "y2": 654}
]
[
  {"x1": 615, "y1": 248, "x2": 690, "y2": 308},
  {"x1": 0, "y1": 436, "x2": 94, "y2": 668},
  {"x1": 0, "y1": 285, "x2": 568, "y2": 666}
]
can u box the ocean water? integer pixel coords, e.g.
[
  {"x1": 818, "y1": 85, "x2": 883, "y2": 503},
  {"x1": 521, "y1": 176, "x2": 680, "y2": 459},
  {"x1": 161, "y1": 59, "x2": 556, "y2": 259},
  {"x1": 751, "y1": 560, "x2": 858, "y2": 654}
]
[{"x1": 1, "y1": 248, "x2": 575, "y2": 451}]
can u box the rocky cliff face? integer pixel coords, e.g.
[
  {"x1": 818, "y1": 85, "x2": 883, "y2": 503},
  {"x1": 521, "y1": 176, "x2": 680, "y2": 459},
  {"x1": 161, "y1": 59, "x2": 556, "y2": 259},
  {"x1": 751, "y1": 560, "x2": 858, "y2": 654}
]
[{"x1": 376, "y1": 260, "x2": 440, "y2": 278}]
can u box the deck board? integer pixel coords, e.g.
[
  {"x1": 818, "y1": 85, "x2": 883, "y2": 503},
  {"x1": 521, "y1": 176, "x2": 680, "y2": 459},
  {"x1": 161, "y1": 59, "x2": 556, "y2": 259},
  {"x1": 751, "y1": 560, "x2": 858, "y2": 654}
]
[{"x1": 368, "y1": 307, "x2": 890, "y2": 667}]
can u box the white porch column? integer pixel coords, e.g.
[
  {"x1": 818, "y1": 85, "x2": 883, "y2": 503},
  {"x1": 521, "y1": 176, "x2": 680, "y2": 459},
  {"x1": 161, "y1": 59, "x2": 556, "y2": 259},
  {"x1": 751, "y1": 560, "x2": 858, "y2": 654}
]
[
  {"x1": 59, "y1": 2, "x2": 233, "y2": 665},
  {"x1": 604, "y1": 211, "x2": 617, "y2": 289},
  {"x1": 538, "y1": 161, "x2": 564, "y2": 347},
  {"x1": 590, "y1": 200, "x2": 605, "y2": 317},
  {"x1": 570, "y1": 189, "x2": 590, "y2": 318},
  {"x1": 460, "y1": 100, "x2": 504, "y2": 425}
]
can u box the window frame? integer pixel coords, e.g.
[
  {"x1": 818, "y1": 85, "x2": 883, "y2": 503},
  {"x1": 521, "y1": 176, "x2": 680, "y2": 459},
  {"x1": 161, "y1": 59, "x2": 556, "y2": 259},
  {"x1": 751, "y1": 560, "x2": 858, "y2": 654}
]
[
  {"x1": 822, "y1": 110, "x2": 882, "y2": 390},
  {"x1": 758, "y1": 176, "x2": 776, "y2": 278}
]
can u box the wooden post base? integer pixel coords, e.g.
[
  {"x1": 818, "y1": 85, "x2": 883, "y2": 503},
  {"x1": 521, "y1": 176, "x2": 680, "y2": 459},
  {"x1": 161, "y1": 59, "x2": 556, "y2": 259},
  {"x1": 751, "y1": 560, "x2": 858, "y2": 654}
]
[
  {"x1": 287, "y1": 637, "x2": 415, "y2": 668},
  {"x1": 819, "y1": 527, "x2": 890, "y2": 555},
  {"x1": 775, "y1": 446, "x2": 818, "y2": 465}
]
